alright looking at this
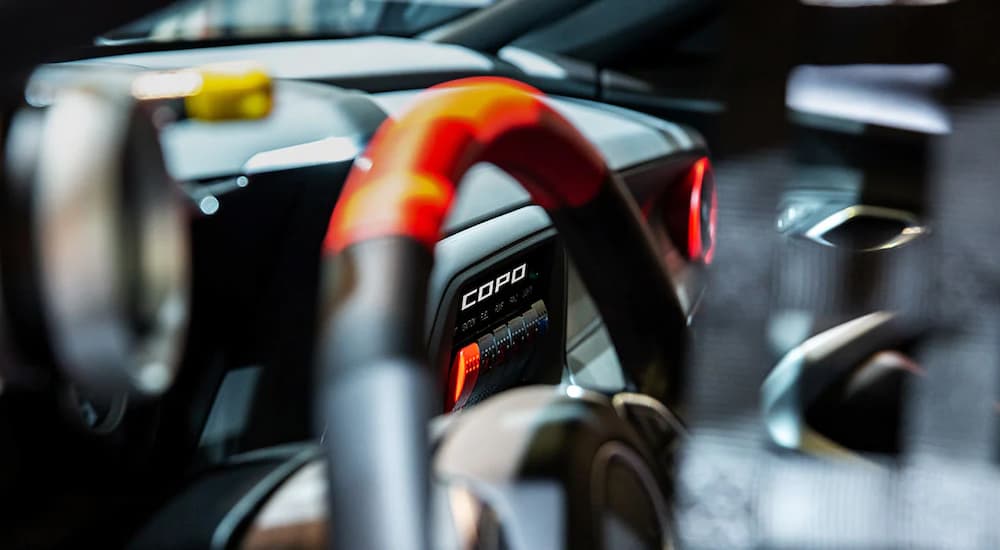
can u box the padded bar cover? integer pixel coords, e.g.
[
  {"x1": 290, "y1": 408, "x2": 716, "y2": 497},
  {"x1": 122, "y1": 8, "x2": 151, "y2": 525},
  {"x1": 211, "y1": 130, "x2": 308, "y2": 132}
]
[{"x1": 317, "y1": 78, "x2": 688, "y2": 550}]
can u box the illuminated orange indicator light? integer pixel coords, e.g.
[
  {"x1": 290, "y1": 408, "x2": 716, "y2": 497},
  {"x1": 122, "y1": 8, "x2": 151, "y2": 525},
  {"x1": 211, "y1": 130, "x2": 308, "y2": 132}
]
[{"x1": 447, "y1": 343, "x2": 481, "y2": 411}]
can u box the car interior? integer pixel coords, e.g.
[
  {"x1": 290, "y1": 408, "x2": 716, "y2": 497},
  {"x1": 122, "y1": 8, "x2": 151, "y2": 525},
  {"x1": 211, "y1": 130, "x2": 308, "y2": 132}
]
[{"x1": 2, "y1": 1, "x2": 1000, "y2": 548}]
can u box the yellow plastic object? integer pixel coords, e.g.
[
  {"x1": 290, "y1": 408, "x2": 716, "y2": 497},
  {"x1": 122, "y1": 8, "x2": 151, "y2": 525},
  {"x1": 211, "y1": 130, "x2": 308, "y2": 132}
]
[
  {"x1": 185, "y1": 63, "x2": 273, "y2": 121},
  {"x1": 132, "y1": 62, "x2": 273, "y2": 121}
]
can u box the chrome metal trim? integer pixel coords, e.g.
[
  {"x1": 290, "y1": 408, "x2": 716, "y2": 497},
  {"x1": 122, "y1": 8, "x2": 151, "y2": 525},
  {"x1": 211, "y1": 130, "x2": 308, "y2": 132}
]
[
  {"x1": 761, "y1": 311, "x2": 894, "y2": 456},
  {"x1": 611, "y1": 392, "x2": 687, "y2": 437},
  {"x1": 803, "y1": 205, "x2": 929, "y2": 251},
  {"x1": 34, "y1": 88, "x2": 189, "y2": 397},
  {"x1": 562, "y1": 383, "x2": 612, "y2": 407}
]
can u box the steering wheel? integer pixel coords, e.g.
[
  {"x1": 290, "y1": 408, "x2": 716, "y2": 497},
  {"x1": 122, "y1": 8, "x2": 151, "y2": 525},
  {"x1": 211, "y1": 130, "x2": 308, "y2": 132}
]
[{"x1": 317, "y1": 77, "x2": 689, "y2": 549}]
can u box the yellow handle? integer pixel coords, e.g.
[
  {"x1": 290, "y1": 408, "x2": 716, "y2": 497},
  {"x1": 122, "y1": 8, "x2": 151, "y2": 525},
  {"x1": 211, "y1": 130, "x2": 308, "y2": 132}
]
[{"x1": 132, "y1": 62, "x2": 273, "y2": 121}]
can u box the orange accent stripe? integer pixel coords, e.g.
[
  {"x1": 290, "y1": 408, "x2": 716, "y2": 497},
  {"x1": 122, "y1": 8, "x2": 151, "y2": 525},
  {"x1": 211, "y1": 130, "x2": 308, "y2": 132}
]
[{"x1": 324, "y1": 77, "x2": 608, "y2": 254}]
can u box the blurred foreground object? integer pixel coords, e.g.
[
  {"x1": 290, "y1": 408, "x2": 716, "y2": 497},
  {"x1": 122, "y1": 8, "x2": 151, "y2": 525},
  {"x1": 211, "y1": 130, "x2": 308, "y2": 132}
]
[{"x1": 132, "y1": 62, "x2": 273, "y2": 120}]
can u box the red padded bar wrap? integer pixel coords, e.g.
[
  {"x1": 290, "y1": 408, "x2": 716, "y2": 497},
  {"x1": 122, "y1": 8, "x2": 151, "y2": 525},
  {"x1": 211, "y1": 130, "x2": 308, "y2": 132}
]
[{"x1": 324, "y1": 77, "x2": 608, "y2": 253}]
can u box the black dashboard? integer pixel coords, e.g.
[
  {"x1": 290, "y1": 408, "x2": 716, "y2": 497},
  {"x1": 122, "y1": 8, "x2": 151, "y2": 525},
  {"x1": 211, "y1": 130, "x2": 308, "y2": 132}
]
[
  {"x1": 20, "y1": 38, "x2": 709, "y2": 443},
  {"x1": 2, "y1": 36, "x2": 709, "y2": 548},
  {"x1": 42, "y1": 39, "x2": 710, "y2": 459},
  {"x1": 180, "y1": 85, "x2": 707, "y2": 457}
]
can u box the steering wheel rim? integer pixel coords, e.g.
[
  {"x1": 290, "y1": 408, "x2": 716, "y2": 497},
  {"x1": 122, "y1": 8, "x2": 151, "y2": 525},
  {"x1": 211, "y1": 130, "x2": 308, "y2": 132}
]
[{"x1": 317, "y1": 77, "x2": 688, "y2": 550}]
